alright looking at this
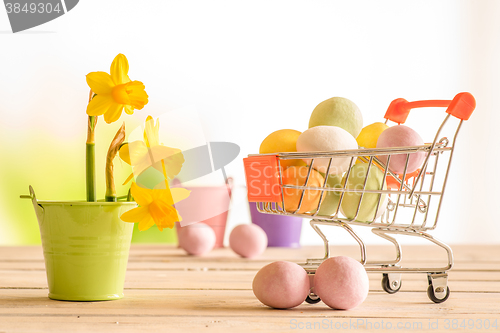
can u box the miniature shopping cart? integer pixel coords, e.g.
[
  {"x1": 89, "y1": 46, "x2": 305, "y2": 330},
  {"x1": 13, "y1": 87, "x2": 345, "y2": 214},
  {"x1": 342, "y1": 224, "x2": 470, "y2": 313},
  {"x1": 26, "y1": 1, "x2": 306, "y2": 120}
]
[{"x1": 243, "y1": 92, "x2": 475, "y2": 304}]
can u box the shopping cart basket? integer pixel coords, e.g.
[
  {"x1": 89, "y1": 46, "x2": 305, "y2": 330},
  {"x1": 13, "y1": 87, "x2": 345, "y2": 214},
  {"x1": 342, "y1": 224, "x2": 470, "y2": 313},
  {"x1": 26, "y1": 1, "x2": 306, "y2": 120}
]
[{"x1": 243, "y1": 92, "x2": 475, "y2": 304}]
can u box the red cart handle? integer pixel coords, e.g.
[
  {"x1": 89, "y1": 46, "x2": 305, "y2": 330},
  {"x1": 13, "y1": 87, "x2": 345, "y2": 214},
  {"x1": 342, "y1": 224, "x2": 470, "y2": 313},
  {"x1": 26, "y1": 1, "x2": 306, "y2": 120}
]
[{"x1": 384, "y1": 92, "x2": 476, "y2": 124}]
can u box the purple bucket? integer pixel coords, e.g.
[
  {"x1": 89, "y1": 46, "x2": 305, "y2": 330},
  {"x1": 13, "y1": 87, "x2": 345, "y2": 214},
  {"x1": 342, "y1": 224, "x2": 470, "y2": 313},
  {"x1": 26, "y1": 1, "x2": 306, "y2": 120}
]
[{"x1": 249, "y1": 202, "x2": 302, "y2": 248}]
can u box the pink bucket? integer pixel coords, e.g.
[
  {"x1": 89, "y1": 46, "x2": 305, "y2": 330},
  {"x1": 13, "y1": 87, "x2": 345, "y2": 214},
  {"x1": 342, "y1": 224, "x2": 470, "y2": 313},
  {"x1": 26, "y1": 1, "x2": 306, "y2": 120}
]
[{"x1": 174, "y1": 178, "x2": 232, "y2": 248}]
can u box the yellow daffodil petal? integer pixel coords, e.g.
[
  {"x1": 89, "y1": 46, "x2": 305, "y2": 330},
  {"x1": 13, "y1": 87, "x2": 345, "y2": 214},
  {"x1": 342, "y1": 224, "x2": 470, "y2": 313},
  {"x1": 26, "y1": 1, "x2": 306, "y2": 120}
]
[
  {"x1": 124, "y1": 105, "x2": 134, "y2": 115},
  {"x1": 170, "y1": 188, "x2": 191, "y2": 204},
  {"x1": 144, "y1": 116, "x2": 160, "y2": 148},
  {"x1": 127, "y1": 81, "x2": 149, "y2": 110},
  {"x1": 111, "y1": 81, "x2": 148, "y2": 110},
  {"x1": 112, "y1": 84, "x2": 129, "y2": 104},
  {"x1": 118, "y1": 143, "x2": 132, "y2": 165},
  {"x1": 130, "y1": 182, "x2": 154, "y2": 206},
  {"x1": 103, "y1": 102, "x2": 124, "y2": 124},
  {"x1": 128, "y1": 146, "x2": 184, "y2": 182},
  {"x1": 110, "y1": 54, "x2": 131, "y2": 86},
  {"x1": 129, "y1": 147, "x2": 172, "y2": 178},
  {"x1": 86, "y1": 71, "x2": 114, "y2": 95},
  {"x1": 151, "y1": 147, "x2": 185, "y2": 179},
  {"x1": 138, "y1": 216, "x2": 155, "y2": 231},
  {"x1": 149, "y1": 199, "x2": 180, "y2": 230},
  {"x1": 120, "y1": 205, "x2": 150, "y2": 223},
  {"x1": 86, "y1": 94, "x2": 114, "y2": 116},
  {"x1": 152, "y1": 187, "x2": 175, "y2": 206},
  {"x1": 122, "y1": 173, "x2": 135, "y2": 185},
  {"x1": 86, "y1": 54, "x2": 147, "y2": 123},
  {"x1": 149, "y1": 146, "x2": 183, "y2": 166},
  {"x1": 119, "y1": 141, "x2": 148, "y2": 165}
]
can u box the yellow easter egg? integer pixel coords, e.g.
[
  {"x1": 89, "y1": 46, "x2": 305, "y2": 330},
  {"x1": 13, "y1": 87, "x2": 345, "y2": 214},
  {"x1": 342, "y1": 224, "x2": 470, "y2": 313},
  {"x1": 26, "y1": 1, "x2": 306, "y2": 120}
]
[
  {"x1": 356, "y1": 122, "x2": 389, "y2": 149},
  {"x1": 259, "y1": 129, "x2": 306, "y2": 168}
]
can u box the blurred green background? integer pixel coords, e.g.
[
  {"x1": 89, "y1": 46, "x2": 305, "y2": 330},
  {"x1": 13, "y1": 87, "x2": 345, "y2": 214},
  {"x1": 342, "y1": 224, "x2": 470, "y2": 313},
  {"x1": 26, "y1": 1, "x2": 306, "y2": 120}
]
[{"x1": 7, "y1": 123, "x2": 177, "y2": 245}]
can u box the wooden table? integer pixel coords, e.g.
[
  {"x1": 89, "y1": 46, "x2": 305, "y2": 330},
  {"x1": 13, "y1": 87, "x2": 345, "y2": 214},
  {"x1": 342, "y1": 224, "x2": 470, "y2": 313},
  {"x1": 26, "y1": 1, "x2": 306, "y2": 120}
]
[{"x1": 0, "y1": 244, "x2": 499, "y2": 332}]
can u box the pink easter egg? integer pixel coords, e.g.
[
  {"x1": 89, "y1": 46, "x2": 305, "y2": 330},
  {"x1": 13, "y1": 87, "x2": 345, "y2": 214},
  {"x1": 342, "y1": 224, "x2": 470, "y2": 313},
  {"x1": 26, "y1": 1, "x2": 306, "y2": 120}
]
[
  {"x1": 313, "y1": 256, "x2": 369, "y2": 310},
  {"x1": 229, "y1": 224, "x2": 268, "y2": 258},
  {"x1": 252, "y1": 261, "x2": 310, "y2": 309},
  {"x1": 376, "y1": 125, "x2": 426, "y2": 174},
  {"x1": 178, "y1": 222, "x2": 216, "y2": 256}
]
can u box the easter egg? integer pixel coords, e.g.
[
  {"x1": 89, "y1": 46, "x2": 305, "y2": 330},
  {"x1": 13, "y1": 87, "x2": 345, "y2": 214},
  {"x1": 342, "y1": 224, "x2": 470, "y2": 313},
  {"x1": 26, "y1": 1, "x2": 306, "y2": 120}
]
[
  {"x1": 314, "y1": 256, "x2": 369, "y2": 310},
  {"x1": 229, "y1": 224, "x2": 268, "y2": 258},
  {"x1": 356, "y1": 122, "x2": 389, "y2": 149},
  {"x1": 259, "y1": 129, "x2": 306, "y2": 168},
  {"x1": 178, "y1": 222, "x2": 216, "y2": 256},
  {"x1": 340, "y1": 163, "x2": 387, "y2": 222},
  {"x1": 252, "y1": 261, "x2": 310, "y2": 309},
  {"x1": 376, "y1": 125, "x2": 426, "y2": 174},
  {"x1": 281, "y1": 166, "x2": 324, "y2": 214},
  {"x1": 316, "y1": 173, "x2": 343, "y2": 216},
  {"x1": 309, "y1": 97, "x2": 363, "y2": 138},
  {"x1": 296, "y1": 126, "x2": 358, "y2": 175}
]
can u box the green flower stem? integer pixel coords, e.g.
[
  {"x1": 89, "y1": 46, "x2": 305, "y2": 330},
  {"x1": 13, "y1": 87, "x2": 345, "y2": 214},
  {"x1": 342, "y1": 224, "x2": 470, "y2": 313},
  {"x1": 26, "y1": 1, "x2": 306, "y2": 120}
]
[
  {"x1": 86, "y1": 92, "x2": 97, "y2": 202},
  {"x1": 86, "y1": 142, "x2": 96, "y2": 202}
]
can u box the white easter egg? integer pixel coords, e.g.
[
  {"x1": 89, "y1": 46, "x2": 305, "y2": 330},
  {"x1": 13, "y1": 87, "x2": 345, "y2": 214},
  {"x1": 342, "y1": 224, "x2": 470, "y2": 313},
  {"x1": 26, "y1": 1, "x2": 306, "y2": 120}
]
[{"x1": 296, "y1": 126, "x2": 358, "y2": 175}]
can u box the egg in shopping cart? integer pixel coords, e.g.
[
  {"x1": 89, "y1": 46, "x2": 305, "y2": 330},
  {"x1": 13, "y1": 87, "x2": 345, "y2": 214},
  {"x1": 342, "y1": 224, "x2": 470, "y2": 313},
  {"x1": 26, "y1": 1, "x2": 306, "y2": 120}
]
[
  {"x1": 340, "y1": 163, "x2": 387, "y2": 222},
  {"x1": 229, "y1": 224, "x2": 268, "y2": 258},
  {"x1": 356, "y1": 122, "x2": 389, "y2": 149},
  {"x1": 296, "y1": 126, "x2": 358, "y2": 175},
  {"x1": 252, "y1": 261, "x2": 310, "y2": 309},
  {"x1": 178, "y1": 222, "x2": 216, "y2": 256},
  {"x1": 280, "y1": 166, "x2": 325, "y2": 214},
  {"x1": 313, "y1": 256, "x2": 369, "y2": 310},
  {"x1": 259, "y1": 129, "x2": 306, "y2": 168},
  {"x1": 315, "y1": 173, "x2": 343, "y2": 216},
  {"x1": 308, "y1": 97, "x2": 364, "y2": 138},
  {"x1": 376, "y1": 125, "x2": 426, "y2": 174}
]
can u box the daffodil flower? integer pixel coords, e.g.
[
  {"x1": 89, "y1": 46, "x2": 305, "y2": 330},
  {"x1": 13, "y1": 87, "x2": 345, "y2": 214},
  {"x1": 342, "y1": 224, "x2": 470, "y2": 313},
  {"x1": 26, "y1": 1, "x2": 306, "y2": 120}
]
[
  {"x1": 119, "y1": 116, "x2": 185, "y2": 184},
  {"x1": 121, "y1": 182, "x2": 190, "y2": 231},
  {"x1": 86, "y1": 54, "x2": 148, "y2": 124}
]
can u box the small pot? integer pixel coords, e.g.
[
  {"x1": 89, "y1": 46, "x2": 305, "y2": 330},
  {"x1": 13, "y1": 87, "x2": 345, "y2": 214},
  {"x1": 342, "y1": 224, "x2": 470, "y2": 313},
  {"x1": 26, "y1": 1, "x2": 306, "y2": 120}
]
[
  {"x1": 173, "y1": 178, "x2": 232, "y2": 248},
  {"x1": 26, "y1": 186, "x2": 135, "y2": 301},
  {"x1": 249, "y1": 202, "x2": 303, "y2": 248}
]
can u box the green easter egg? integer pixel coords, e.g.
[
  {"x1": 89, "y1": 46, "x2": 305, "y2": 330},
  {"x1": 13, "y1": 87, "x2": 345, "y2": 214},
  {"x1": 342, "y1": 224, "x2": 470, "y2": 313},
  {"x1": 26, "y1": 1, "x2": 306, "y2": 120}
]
[
  {"x1": 340, "y1": 163, "x2": 387, "y2": 222},
  {"x1": 309, "y1": 97, "x2": 363, "y2": 138}
]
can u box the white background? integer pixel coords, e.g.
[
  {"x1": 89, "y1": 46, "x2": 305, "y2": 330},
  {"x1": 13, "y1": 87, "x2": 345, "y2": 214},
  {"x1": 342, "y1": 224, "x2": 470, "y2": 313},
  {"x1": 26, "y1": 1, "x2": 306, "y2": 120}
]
[{"x1": 1, "y1": 0, "x2": 499, "y2": 245}]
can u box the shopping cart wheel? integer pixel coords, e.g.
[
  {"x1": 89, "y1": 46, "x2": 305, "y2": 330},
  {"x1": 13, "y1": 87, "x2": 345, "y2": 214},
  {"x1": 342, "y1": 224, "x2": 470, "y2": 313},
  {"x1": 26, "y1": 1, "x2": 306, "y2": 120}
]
[
  {"x1": 381, "y1": 273, "x2": 402, "y2": 294},
  {"x1": 305, "y1": 294, "x2": 321, "y2": 304},
  {"x1": 427, "y1": 273, "x2": 450, "y2": 303},
  {"x1": 427, "y1": 285, "x2": 450, "y2": 303}
]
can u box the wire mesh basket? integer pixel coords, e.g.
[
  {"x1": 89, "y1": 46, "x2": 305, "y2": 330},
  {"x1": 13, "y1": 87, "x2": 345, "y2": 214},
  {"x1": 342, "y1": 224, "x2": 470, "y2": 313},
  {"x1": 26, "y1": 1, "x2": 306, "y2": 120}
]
[{"x1": 244, "y1": 92, "x2": 475, "y2": 303}]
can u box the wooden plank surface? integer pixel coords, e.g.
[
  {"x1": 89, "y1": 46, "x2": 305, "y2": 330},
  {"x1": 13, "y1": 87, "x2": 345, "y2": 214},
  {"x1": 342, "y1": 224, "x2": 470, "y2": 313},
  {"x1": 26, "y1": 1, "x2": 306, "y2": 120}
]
[{"x1": 0, "y1": 245, "x2": 499, "y2": 332}]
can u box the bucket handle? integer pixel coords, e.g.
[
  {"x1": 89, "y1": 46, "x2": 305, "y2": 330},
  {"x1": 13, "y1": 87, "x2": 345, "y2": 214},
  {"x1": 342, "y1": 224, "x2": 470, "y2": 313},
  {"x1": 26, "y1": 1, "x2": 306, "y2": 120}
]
[{"x1": 20, "y1": 186, "x2": 44, "y2": 223}]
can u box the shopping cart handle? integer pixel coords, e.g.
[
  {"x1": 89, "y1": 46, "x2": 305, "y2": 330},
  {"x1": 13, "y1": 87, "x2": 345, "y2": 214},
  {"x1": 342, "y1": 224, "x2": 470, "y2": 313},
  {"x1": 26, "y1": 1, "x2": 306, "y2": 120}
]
[{"x1": 384, "y1": 92, "x2": 476, "y2": 124}]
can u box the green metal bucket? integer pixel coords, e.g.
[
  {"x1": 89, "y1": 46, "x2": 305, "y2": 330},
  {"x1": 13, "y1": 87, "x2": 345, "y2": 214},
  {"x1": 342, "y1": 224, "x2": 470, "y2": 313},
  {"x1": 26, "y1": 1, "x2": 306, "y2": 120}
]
[{"x1": 27, "y1": 186, "x2": 136, "y2": 301}]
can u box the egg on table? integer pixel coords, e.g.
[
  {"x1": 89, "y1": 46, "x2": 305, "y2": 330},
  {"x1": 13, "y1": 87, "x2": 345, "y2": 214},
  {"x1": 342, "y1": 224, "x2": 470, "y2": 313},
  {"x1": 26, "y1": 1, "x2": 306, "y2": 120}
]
[
  {"x1": 313, "y1": 256, "x2": 369, "y2": 310},
  {"x1": 229, "y1": 224, "x2": 268, "y2": 258},
  {"x1": 178, "y1": 222, "x2": 216, "y2": 256},
  {"x1": 252, "y1": 261, "x2": 310, "y2": 309}
]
